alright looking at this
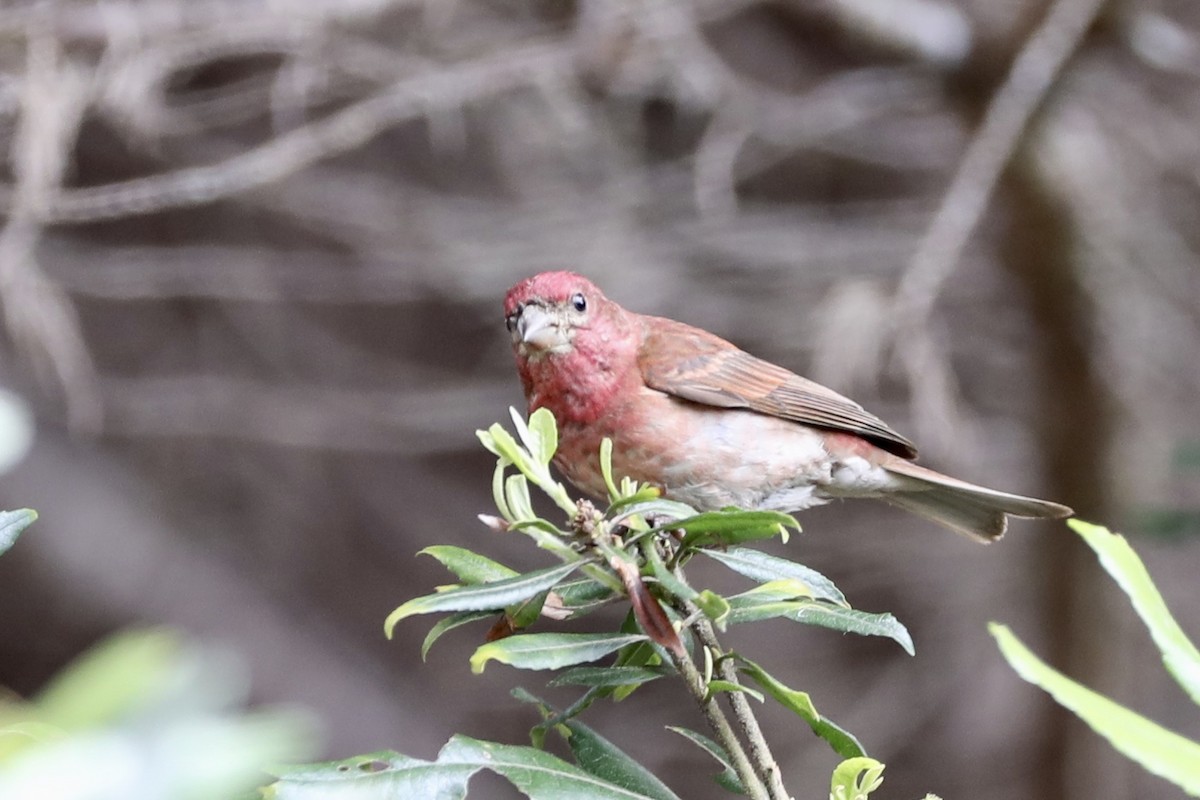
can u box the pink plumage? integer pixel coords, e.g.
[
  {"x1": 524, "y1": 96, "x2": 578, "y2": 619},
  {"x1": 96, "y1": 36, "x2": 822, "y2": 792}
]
[{"x1": 504, "y1": 271, "x2": 1072, "y2": 541}]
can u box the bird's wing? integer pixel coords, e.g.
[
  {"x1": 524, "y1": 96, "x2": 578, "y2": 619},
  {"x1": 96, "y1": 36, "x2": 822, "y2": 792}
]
[{"x1": 637, "y1": 316, "x2": 918, "y2": 459}]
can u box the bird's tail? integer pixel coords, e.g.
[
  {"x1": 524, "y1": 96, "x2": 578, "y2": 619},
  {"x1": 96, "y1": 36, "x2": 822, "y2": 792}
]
[{"x1": 882, "y1": 461, "x2": 1072, "y2": 542}]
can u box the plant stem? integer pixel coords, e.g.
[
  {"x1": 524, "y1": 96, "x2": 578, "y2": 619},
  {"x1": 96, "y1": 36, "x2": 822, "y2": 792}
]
[
  {"x1": 668, "y1": 645, "x2": 770, "y2": 800},
  {"x1": 692, "y1": 614, "x2": 790, "y2": 799}
]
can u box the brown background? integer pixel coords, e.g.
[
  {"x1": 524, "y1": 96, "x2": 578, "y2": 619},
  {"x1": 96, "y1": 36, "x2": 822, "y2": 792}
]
[{"x1": 1, "y1": 1, "x2": 1199, "y2": 798}]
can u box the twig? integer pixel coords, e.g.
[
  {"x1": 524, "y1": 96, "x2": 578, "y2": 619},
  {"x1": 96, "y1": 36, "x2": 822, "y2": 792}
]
[
  {"x1": 887, "y1": 0, "x2": 1108, "y2": 454},
  {"x1": 894, "y1": 0, "x2": 1109, "y2": 324},
  {"x1": 0, "y1": 16, "x2": 101, "y2": 432},
  {"x1": 690, "y1": 614, "x2": 790, "y2": 799},
  {"x1": 668, "y1": 643, "x2": 770, "y2": 800},
  {"x1": 0, "y1": 40, "x2": 573, "y2": 223}
]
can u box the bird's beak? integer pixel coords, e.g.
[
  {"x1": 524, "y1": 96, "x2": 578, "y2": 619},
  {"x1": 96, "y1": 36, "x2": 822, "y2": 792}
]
[{"x1": 516, "y1": 304, "x2": 569, "y2": 353}]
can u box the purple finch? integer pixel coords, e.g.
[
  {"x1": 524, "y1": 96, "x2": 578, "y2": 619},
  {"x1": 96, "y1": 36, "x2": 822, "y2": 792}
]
[{"x1": 504, "y1": 271, "x2": 1071, "y2": 541}]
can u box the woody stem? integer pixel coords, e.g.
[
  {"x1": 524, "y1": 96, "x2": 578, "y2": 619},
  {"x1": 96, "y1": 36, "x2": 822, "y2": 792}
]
[
  {"x1": 690, "y1": 611, "x2": 790, "y2": 800},
  {"x1": 668, "y1": 643, "x2": 771, "y2": 800}
]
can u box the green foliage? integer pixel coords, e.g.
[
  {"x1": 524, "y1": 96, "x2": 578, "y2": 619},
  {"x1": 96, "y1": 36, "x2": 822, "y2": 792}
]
[
  {"x1": 829, "y1": 758, "x2": 885, "y2": 800},
  {"x1": 991, "y1": 520, "x2": 1200, "y2": 797},
  {"x1": 0, "y1": 508, "x2": 36, "y2": 557},
  {"x1": 364, "y1": 408, "x2": 919, "y2": 798},
  {"x1": 0, "y1": 627, "x2": 313, "y2": 800}
]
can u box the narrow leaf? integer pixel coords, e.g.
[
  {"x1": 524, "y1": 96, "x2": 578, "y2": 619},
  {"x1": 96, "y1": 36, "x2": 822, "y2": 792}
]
[
  {"x1": 510, "y1": 590, "x2": 551, "y2": 630},
  {"x1": 613, "y1": 558, "x2": 686, "y2": 658},
  {"x1": 607, "y1": 494, "x2": 689, "y2": 524},
  {"x1": 654, "y1": 510, "x2": 799, "y2": 548},
  {"x1": 991, "y1": 623, "x2": 1200, "y2": 796},
  {"x1": 707, "y1": 680, "x2": 764, "y2": 703},
  {"x1": 438, "y1": 734, "x2": 668, "y2": 799},
  {"x1": 560, "y1": 718, "x2": 683, "y2": 800},
  {"x1": 641, "y1": 539, "x2": 696, "y2": 602},
  {"x1": 698, "y1": 547, "x2": 847, "y2": 606},
  {"x1": 737, "y1": 657, "x2": 866, "y2": 758},
  {"x1": 1070, "y1": 519, "x2": 1200, "y2": 705},
  {"x1": 269, "y1": 750, "x2": 476, "y2": 799},
  {"x1": 599, "y1": 437, "x2": 621, "y2": 501},
  {"x1": 727, "y1": 598, "x2": 914, "y2": 655},
  {"x1": 526, "y1": 407, "x2": 559, "y2": 465},
  {"x1": 385, "y1": 561, "x2": 583, "y2": 637},
  {"x1": 419, "y1": 546, "x2": 518, "y2": 585},
  {"x1": 0, "y1": 509, "x2": 36, "y2": 557},
  {"x1": 485, "y1": 424, "x2": 530, "y2": 473},
  {"x1": 491, "y1": 458, "x2": 514, "y2": 521},
  {"x1": 549, "y1": 578, "x2": 619, "y2": 617},
  {"x1": 421, "y1": 611, "x2": 495, "y2": 660},
  {"x1": 548, "y1": 666, "x2": 665, "y2": 689},
  {"x1": 665, "y1": 727, "x2": 745, "y2": 796},
  {"x1": 506, "y1": 474, "x2": 536, "y2": 522},
  {"x1": 471, "y1": 633, "x2": 647, "y2": 674}
]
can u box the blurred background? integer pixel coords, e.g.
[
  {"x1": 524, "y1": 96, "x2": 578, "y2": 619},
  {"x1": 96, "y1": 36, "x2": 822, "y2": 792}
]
[{"x1": 0, "y1": 0, "x2": 1198, "y2": 797}]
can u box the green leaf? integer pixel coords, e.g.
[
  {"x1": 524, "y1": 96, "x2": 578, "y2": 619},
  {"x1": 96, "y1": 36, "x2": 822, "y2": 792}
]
[
  {"x1": 471, "y1": 633, "x2": 648, "y2": 674},
  {"x1": 483, "y1": 424, "x2": 528, "y2": 472},
  {"x1": 506, "y1": 474, "x2": 536, "y2": 522},
  {"x1": 510, "y1": 590, "x2": 551, "y2": 630},
  {"x1": 640, "y1": 539, "x2": 696, "y2": 602},
  {"x1": 526, "y1": 407, "x2": 559, "y2": 466},
  {"x1": 727, "y1": 598, "x2": 914, "y2": 655},
  {"x1": 438, "y1": 734, "x2": 668, "y2": 799},
  {"x1": 0, "y1": 509, "x2": 36, "y2": 557},
  {"x1": 991, "y1": 623, "x2": 1200, "y2": 796},
  {"x1": 268, "y1": 750, "x2": 476, "y2": 800},
  {"x1": 698, "y1": 546, "x2": 847, "y2": 606},
  {"x1": 36, "y1": 628, "x2": 180, "y2": 728},
  {"x1": 694, "y1": 591, "x2": 731, "y2": 628},
  {"x1": 599, "y1": 438, "x2": 621, "y2": 501},
  {"x1": 607, "y1": 496, "x2": 694, "y2": 526},
  {"x1": 1069, "y1": 519, "x2": 1200, "y2": 705},
  {"x1": 421, "y1": 611, "x2": 496, "y2": 660},
  {"x1": 829, "y1": 757, "x2": 885, "y2": 800},
  {"x1": 385, "y1": 561, "x2": 584, "y2": 637},
  {"x1": 655, "y1": 510, "x2": 799, "y2": 548},
  {"x1": 491, "y1": 457, "x2": 515, "y2": 522},
  {"x1": 511, "y1": 407, "x2": 557, "y2": 468},
  {"x1": 665, "y1": 727, "x2": 744, "y2": 795},
  {"x1": 706, "y1": 680, "x2": 764, "y2": 703},
  {"x1": 419, "y1": 546, "x2": 518, "y2": 585},
  {"x1": 483, "y1": 415, "x2": 576, "y2": 515},
  {"x1": 550, "y1": 578, "x2": 619, "y2": 616},
  {"x1": 560, "y1": 718, "x2": 682, "y2": 800},
  {"x1": 548, "y1": 666, "x2": 666, "y2": 689},
  {"x1": 737, "y1": 657, "x2": 866, "y2": 758}
]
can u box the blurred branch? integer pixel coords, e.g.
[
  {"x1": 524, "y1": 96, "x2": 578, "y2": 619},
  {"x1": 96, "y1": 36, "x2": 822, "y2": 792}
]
[
  {"x1": 887, "y1": 0, "x2": 1107, "y2": 455},
  {"x1": 2, "y1": 40, "x2": 574, "y2": 223},
  {"x1": 0, "y1": 21, "x2": 100, "y2": 432}
]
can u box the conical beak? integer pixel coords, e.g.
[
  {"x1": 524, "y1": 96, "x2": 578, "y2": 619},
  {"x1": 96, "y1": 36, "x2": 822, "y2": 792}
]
[{"x1": 516, "y1": 305, "x2": 567, "y2": 352}]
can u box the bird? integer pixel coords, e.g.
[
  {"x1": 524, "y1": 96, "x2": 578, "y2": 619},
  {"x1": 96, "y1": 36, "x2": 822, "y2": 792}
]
[{"x1": 503, "y1": 271, "x2": 1072, "y2": 541}]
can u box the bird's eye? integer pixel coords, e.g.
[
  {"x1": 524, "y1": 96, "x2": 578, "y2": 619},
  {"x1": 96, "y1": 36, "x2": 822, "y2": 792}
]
[{"x1": 571, "y1": 293, "x2": 587, "y2": 312}]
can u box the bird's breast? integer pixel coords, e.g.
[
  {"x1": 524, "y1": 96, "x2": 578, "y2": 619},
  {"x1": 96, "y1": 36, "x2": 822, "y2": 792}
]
[{"x1": 550, "y1": 387, "x2": 867, "y2": 512}]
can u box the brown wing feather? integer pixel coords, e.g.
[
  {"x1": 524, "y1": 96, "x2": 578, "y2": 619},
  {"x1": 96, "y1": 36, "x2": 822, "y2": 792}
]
[{"x1": 637, "y1": 315, "x2": 918, "y2": 459}]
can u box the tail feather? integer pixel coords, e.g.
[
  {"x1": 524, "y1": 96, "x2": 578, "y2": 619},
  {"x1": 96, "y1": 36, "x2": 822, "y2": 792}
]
[{"x1": 883, "y1": 461, "x2": 1073, "y2": 542}]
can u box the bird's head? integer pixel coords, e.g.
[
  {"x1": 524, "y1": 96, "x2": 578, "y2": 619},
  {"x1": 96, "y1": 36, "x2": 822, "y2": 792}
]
[{"x1": 503, "y1": 271, "x2": 606, "y2": 360}]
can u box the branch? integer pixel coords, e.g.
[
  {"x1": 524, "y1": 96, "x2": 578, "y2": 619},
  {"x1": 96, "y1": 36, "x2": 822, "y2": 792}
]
[
  {"x1": 1, "y1": 40, "x2": 573, "y2": 223},
  {"x1": 668, "y1": 643, "x2": 771, "y2": 800},
  {"x1": 887, "y1": 0, "x2": 1108, "y2": 454},
  {"x1": 894, "y1": 0, "x2": 1108, "y2": 324},
  {"x1": 692, "y1": 612, "x2": 790, "y2": 799}
]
